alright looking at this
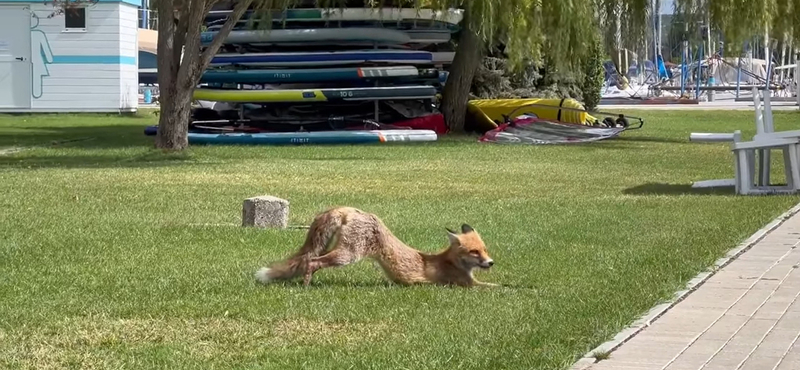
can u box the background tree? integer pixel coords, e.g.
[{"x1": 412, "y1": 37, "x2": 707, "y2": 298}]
[
  {"x1": 152, "y1": 0, "x2": 255, "y2": 150},
  {"x1": 671, "y1": 0, "x2": 798, "y2": 56},
  {"x1": 439, "y1": 0, "x2": 606, "y2": 131},
  {"x1": 581, "y1": 33, "x2": 606, "y2": 111}
]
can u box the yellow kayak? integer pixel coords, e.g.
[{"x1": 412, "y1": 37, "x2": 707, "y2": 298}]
[{"x1": 466, "y1": 98, "x2": 598, "y2": 132}]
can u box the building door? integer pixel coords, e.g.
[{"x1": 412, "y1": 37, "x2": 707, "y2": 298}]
[{"x1": 0, "y1": 6, "x2": 32, "y2": 109}]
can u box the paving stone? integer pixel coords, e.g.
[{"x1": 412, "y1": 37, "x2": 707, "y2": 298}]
[
  {"x1": 677, "y1": 287, "x2": 747, "y2": 310},
  {"x1": 698, "y1": 313, "x2": 750, "y2": 341},
  {"x1": 752, "y1": 295, "x2": 796, "y2": 320},
  {"x1": 728, "y1": 288, "x2": 780, "y2": 316},
  {"x1": 702, "y1": 344, "x2": 754, "y2": 369},
  {"x1": 659, "y1": 340, "x2": 733, "y2": 370},
  {"x1": 627, "y1": 331, "x2": 697, "y2": 345},
  {"x1": 772, "y1": 285, "x2": 800, "y2": 305},
  {"x1": 609, "y1": 341, "x2": 688, "y2": 364},
  {"x1": 744, "y1": 330, "x2": 800, "y2": 366},
  {"x1": 775, "y1": 341, "x2": 800, "y2": 370},
  {"x1": 780, "y1": 270, "x2": 800, "y2": 289},
  {"x1": 760, "y1": 260, "x2": 800, "y2": 280},
  {"x1": 736, "y1": 253, "x2": 786, "y2": 263},
  {"x1": 725, "y1": 319, "x2": 780, "y2": 348},
  {"x1": 701, "y1": 271, "x2": 760, "y2": 289},
  {"x1": 642, "y1": 308, "x2": 721, "y2": 334},
  {"x1": 754, "y1": 236, "x2": 798, "y2": 245},
  {"x1": 773, "y1": 310, "x2": 800, "y2": 331},
  {"x1": 589, "y1": 362, "x2": 663, "y2": 370},
  {"x1": 664, "y1": 353, "x2": 717, "y2": 370},
  {"x1": 740, "y1": 356, "x2": 784, "y2": 370},
  {"x1": 723, "y1": 262, "x2": 778, "y2": 278}
]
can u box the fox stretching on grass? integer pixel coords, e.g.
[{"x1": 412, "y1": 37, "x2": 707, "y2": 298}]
[{"x1": 254, "y1": 207, "x2": 497, "y2": 287}]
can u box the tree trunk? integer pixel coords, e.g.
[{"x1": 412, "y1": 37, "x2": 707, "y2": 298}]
[
  {"x1": 155, "y1": 86, "x2": 193, "y2": 150},
  {"x1": 152, "y1": 0, "x2": 253, "y2": 151},
  {"x1": 440, "y1": 19, "x2": 483, "y2": 133},
  {"x1": 154, "y1": 0, "x2": 185, "y2": 150}
]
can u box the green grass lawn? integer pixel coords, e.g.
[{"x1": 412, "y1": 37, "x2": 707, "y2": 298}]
[{"x1": 1, "y1": 109, "x2": 799, "y2": 369}]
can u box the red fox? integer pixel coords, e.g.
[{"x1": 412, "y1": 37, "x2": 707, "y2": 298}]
[{"x1": 254, "y1": 207, "x2": 497, "y2": 287}]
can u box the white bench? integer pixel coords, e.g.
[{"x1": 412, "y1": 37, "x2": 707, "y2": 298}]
[
  {"x1": 689, "y1": 86, "x2": 800, "y2": 194},
  {"x1": 731, "y1": 137, "x2": 800, "y2": 195},
  {"x1": 689, "y1": 131, "x2": 742, "y2": 189}
]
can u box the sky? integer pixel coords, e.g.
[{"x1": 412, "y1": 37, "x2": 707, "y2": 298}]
[{"x1": 661, "y1": 0, "x2": 675, "y2": 15}]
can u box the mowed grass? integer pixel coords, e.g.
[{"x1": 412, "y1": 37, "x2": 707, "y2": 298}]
[{"x1": 1, "y1": 109, "x2": 799, "y2": 369}]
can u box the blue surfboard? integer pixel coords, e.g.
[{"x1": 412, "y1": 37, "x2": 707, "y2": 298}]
[{"x1": 209, "y1": 50, "x2": 434, "y2": 67}]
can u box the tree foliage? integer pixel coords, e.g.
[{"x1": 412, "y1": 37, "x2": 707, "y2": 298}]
[
  {"x1": 48, "y1": 0, "x2": 799, "y2": 149},
  {"x1": 470, "y1": 33, "x2": 606, "y2": 111},
  {"x1": 673, "y1": 0, "x2": 800, "y2": 54},
  {"x1": 581, "y1": 34, "x2": 606, "y2": 111},
  {"x1": 595, "y1": 0, "x2": 651, "y2": 53}
]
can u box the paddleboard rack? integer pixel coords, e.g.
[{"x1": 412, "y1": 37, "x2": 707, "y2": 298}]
[{"x1": 501, "y1": 103, "x2": 645, "y2": 130}]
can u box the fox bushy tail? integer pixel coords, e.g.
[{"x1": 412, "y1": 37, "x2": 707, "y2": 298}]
[{"x1": 255, "y1": 213, "x2": 348, "y2": 284}]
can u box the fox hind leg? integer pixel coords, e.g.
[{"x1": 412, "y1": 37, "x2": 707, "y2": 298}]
[{"x1": 303, "y1": 247, "x2": 362, "y2": 286}]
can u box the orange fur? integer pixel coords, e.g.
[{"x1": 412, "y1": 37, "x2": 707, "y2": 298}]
[{"x1": 254, "y1": 207, "x2": 497, "y2": 287}]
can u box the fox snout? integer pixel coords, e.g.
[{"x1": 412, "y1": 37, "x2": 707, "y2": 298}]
[{"x1": 479, "y1": 258, "x2": 494, "y2": 269}]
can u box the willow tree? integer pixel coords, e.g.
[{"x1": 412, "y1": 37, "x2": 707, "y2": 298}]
[
  {"x1": 45, "y1": 0, "x2": 649, "y2": 149},
  {"x1": 146, "y1": 0, "x2": 610, "y2": 147},
  {"x1": 422, "y1": 0, "x2": 606, "y2": 131},
  {"x1": 57, "y1": 0, "x2": 800, "y2": 150},
  {"x1": 594, "y1": 0, "x2": 650, "y2": 74},
  {"x1": 671, "y1": 0, "x2": 799, "y2": 54}
]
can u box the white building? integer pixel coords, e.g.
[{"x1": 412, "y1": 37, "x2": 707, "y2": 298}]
[{"x1": 0, "y1": 0, "x2": 140, "y2": 113}]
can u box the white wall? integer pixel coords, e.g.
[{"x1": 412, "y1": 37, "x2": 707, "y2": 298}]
[
  {"x1": 119, "y1": 4, "x2": 139, "y2": 111},
  {"x1": 22, "y1": 2, "x2": 139, "y2": 112}
]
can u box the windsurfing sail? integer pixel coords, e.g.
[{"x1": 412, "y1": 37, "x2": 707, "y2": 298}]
[{"x1": 479, "y1": 115, "x2": 626, "y2": 145}]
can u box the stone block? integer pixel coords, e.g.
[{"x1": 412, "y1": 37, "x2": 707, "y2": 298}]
[{"x1": 242, "y1": 196, "x2": 289, "y2": 228}]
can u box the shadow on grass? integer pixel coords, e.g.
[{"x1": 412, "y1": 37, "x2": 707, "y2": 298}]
[
  {"x1": 0, "y1": 150, "x2": 204, "y2": 170},
  {"x1": 267, "y1": 277, "x2": 538, "y2": 290},
  {"x1": 0, "y1": 123, "x2": 153, "y2": 150},
  {"x1": 269, "y1": 279, "x2": 396, "y2": 289},
  {"x1": 623, "y1": 182, "x2": 736, "y2": 196},
  {"x1": 614, "y1": 135, "x2": 688, "y2": 144}
]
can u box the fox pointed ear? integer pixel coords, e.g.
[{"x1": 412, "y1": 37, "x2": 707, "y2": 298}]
[
  {"x1": 445, "y1": 227, "x2": 457, "y2": 234},
  {"x1": 446, "y1": 228, "x2": 460, "y2": 245},
  {"x1": 461, "y1": 224, "x2": 474, "y2": 234}
]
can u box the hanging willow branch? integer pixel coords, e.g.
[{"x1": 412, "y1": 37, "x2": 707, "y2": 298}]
[{"x1": 674, "y1": 0, "x2": 799, "y2": 55}]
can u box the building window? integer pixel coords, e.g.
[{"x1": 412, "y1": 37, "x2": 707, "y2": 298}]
[{"x1": 64, "y1": 8, "x2": 87, "y2": 31}]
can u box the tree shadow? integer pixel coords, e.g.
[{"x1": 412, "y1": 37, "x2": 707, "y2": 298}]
[
  {"x1": 623, "y1": 182, "x2": 736, "y2": 196},
  {"x1": 0, "y1": 150, "x2": 205, "y2": 170},
  {"x1": 286, "y1": 155, "x2": 396, "y2": 162},
  {"x1": 0, "y1": 123, "x2": 154, "y2": 150},
  {"x1": 266, "y1": 277, "x2": 535, "y2": 290},
  {"x1": 268, "y1": 279, "x2": 397, "y2": 289},
  {"x1": 578, "y1": 140, "x2": 650, "y2": 150},
  {"x1": 614, "y1": 136, "x2": 688, "y2": 144}
]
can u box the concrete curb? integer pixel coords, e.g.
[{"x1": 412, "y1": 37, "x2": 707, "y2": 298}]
[{"x1": 569, "y1": 200, "x2": 800, "y2": 370}]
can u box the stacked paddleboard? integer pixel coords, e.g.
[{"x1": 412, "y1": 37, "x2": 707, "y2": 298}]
[{"x1": 177, "y1": 7, "x2": 460, "y2": 145}]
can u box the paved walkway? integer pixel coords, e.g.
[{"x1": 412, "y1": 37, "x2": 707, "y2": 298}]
[{"x1": 574, "y1": 207, "x2": 800, "y2": 370}]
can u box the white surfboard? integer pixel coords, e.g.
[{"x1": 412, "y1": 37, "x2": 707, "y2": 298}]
[
  {"x1": 202, "y1": 27, "x2": 412, "y2": 46},
  {"x1": 207, "y1": 7, "x2": 464, "y2": 25}
]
